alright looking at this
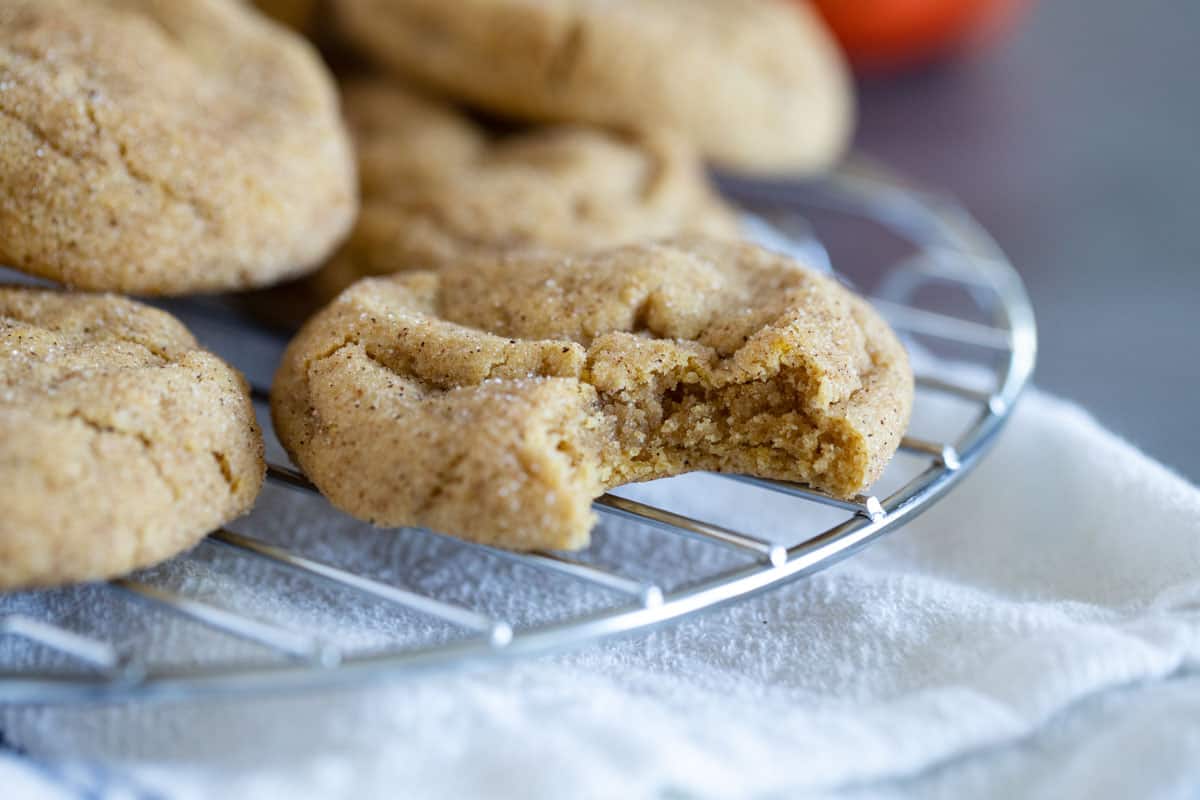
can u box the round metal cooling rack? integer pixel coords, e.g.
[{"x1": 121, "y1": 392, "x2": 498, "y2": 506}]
[{"x1": 0, "y1": 161, "x2": 1036, "y2": 704}]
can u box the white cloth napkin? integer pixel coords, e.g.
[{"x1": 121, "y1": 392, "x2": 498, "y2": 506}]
[{"x1": 2, "y1": 385, "x2": 1199, "y2": 800}]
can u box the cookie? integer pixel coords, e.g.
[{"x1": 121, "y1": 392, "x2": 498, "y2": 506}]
[
  {"x1": 266, "y1": 78, "x2": 739, "y2": 322},
  {"x1": 272, "y1": 238, "x2": 912, "y2": 551},
  {"x1": 0, "y1": 0, "x2": 357, "y2": 295},
  {"x1": 0, "y1": 286, "x2": 265, "y2": 590},
  {"x1": 334, "y1": 0, "x2": 853, "y2": 174}
]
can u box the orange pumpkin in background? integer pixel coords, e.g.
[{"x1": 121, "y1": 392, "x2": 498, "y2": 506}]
[{"x1": 808, "y1": 0, "x2": 1032, "y2": 74}]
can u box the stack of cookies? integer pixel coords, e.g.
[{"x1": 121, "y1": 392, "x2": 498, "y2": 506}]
[{"x1": 0, "y1": 0, "x2": 913, "y2": 590}]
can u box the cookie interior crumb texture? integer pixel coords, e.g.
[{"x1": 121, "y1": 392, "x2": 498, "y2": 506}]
[
  {"x1": 0, "y1": 286, "x2": 265, "y2": 590},
  {"x1": 335, "y1": 0, "x2": 854, "y2": 173},
  {"x1": 262, "y1": 78, "x2": 739, "y2": 325},
  {"x1": 273, "y1": 239, "x2": 913, "y2": 551},
  {"x1": 0, "y1": 0, "x2": 357, "y2": 294}
]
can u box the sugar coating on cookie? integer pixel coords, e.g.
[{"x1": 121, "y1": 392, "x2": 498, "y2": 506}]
[
  {"x1": 0, "y1": 0, "x2": 356, "y2": 294},
  {"x1": 278, "y1": 78, "x2": 739, "y2": 318},
  {"x1": 0, "y1": 287, "x2": 265, "y2": 589},
  {"x1": 335, "y1": 0, "x2": 853, "y2": 173},
  {"x1": 272, "y1": 239, "x2": 912, "y2": 551}
]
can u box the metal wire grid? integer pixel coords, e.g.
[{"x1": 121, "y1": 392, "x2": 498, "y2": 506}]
[{"x1": 0, "y1": 163, "x2": 1037, "y2": 704}]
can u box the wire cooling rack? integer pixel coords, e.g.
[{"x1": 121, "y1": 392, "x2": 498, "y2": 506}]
[{"x1": 0, "y1": 161, "x2": 1036, "y2": 704}]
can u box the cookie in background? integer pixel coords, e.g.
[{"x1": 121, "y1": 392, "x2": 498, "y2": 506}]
[
  {"x1": 333, "y1": 0, "x2": 854, "y2": 175},
  {"x1": 253, "y1": 78, "x2": 739, "y2": 327},
  {"x1": 249, "y1": 0, "x2": 356, "y2": 60},
  {"x1": 0, "y1": 0, "x2": 356, "y2": 295}
]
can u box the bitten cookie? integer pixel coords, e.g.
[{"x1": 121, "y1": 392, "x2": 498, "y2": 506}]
[
  {"x1": 0, "y1": 287, "x2": 265, "y2": 590},
  {"x1": 335, "y1": 0, "x2": 853, "y2": 174},
  {"x1": 272, "y1": 238, "x2": 912, "y2": 551},
  {"x1": 266, "y1": 78, "x2": 739, "y2": 321},
  {"x1": 0, "y1": 0, "x2": 356, "y2": 294}
]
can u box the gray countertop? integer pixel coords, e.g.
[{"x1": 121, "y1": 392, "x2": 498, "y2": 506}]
[{"x1": 854, "y1": 0, "x2": 1199, "y2": 479}]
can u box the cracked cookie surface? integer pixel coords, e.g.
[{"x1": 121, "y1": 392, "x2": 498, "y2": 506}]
[
  {"x1": 335, "y1": 0, "x2": 853, "y2": 174},
  {"x1": 272, "y1": 238, "x2": 912, "y2": 551},
  {"x1": 0, "y1": 286, "x2": 265, "y2": 589},
  {"x1": 0, "y1": 0, "x2": 356, "y2": 294},
  {"x1": 264, "y1": 78, "x2": 738, "y2": 325}
]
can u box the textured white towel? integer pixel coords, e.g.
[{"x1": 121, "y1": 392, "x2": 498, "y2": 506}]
[{"x1": 1, "y1": 385, "x2": 1198, "y2": 799}]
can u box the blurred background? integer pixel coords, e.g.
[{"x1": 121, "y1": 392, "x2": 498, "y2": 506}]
[{"x1": 847, "y1": 0, "x2": 1199, "y2": 479}]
